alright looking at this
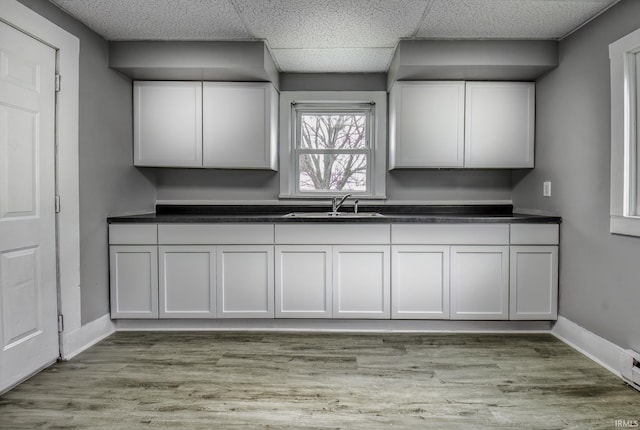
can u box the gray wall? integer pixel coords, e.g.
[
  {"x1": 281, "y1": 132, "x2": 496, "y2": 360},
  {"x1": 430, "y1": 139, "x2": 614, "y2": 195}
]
[
  {"x1": 512, "y1": 0, "x2": 640, "y2": 350},
  {"x1": 17, "y1": 0, "x2": 157, "y2": 324},
  {"x1": 155, "y1": 168, "x2": 513, "y2": 203}
]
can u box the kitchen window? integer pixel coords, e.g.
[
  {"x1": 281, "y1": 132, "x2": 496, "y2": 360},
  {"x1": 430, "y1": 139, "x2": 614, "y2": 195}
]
[
  {"x1": 610, "y1": 27, "x2": 640, "y2": 237},
  {"x1": 279, "y1": 91, "x2": 387, "y2": 199}
]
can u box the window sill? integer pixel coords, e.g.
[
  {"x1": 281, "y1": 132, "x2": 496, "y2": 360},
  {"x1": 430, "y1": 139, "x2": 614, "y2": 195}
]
[
  {"x1": 278, "y1": 194, "x2": 387, "y2": 200},
  {"x1": 610, "y1": 215, "x2": 640, "y2": 237}
]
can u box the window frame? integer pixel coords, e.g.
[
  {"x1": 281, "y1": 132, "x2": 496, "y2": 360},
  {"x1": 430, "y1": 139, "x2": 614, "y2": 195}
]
[
  {"x1": 279, "y1": 91, "x2": 387, "y2": 199},
  {"x1": 610, "y1": 27, "x2": 640, "y2": 236}
]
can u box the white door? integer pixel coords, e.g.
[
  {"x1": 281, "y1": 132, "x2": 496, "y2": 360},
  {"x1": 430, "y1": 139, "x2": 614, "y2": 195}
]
[
  {"x1": 0, "y1": 22, "x2": 58, "y2": 392},
  {"x1": 159, "y1": 246, "x2": 215, "y2": 318},
  {"x1": 110, "y1": 245, "x2": 159, "y2": 319},
  {"x1": 450, "y1": 246, "x2": 510, "y2": 320},
  {"x1": 464, "y1": 82, "x2": 535, "y2": 168},
  {"x1": 133, "y1": 81, "x2": 203, "y2": 167},
  {"x1": 202, "y1": 82, "x2": 277, "y2": 169},
  {"x1": 216, "y1": 245, "x2": 274, "y2": 318},
  {"x1": 391, "y1": 245, "x2": 450, "y2": 319},
  {"x1": 510, "y1": 246, "x2": 558, "y2": 320},
  {"x1": 333, "y1": 245, "x2": 390, "y2": 319},
  {"x1": 275, "y1": 245, "x2": 332, "y2": 318},
  {"x1": 389, "y1": 81, "x2": 465, "y2": 168}
]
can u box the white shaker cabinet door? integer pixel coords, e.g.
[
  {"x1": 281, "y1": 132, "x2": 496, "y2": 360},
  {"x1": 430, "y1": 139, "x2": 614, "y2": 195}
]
[
  {"x1": 510, "y1": 246, "x2": 558, "y2": 320},
  {"x1": 134, "y1": 81, "x2": 203, "y2": 167},
  {"x1": 203, "y1": 82, "x2": 278, "y2": 170},
  {"x1": 333, "y1": 246, "x2": 390, "y2": 319},
  {"x1": 391, "y1": 245, "x2": 450, "y2": 319},
  {"x1": 110, "y1": 246, "x2": 158, "y2": 319},
  {"x1": 450, "y1": 246, "x2": 509, "y2": 320},
  {"x1": 217, "y1": 245, "x2": 274, "y2": 318},
  {"x1": 275, "y1": 245, "x2": 332, "y2": 318},
  {"x1": 464, "y1": 82, "x2": 535, "y2": 168},
  {"x1": 389, "y1": 81, "x2": 465, "y2": 168},
  {"x1": 159, "y1": 246, "x2": 216, "y2": 318}
]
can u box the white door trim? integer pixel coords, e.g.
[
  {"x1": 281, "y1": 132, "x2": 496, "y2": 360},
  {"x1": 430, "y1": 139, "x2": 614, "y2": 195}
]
[{"x1": 1, "y1": 1, "x2": 81, "y2": 359}]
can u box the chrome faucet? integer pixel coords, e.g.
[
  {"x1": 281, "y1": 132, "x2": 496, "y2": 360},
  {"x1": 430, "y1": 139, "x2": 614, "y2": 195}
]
[{"x1": 331, "y1": 194, "x2": 352, "y2": 214}]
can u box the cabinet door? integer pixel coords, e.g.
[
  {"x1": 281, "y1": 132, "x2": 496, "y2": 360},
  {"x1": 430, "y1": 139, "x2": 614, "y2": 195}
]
[
  {"x1": 450, "y1": 246, "x2": 509, "y2": 320},
  {"x1": 333, "y1": 246, "x2": 390, "y2": 319},
  {"x1": 275, "y1": 245, "x2": 332, "y2": 318},
  {"x1": 389, "y1": 81, "x2": 465, "y2": 168},
  {"x1": 203, "y1": 82, "x2": 278, "y2": 170},
  {"x1": 510, "y1": 246, "x2": 558, "y2": 320},
  {"x1": 391, "y1": 245, "x2": 450, "y2": 319},
  {"x1": 159, "y1": 246, "x2": 216, "y2": 318},
  {"x1": 464, "y1": 82, "x2": 534, "y2": 168},
  {"x1": 110, "y1": 246, "x2": 158, "y2": 319},
  {"x1": 133, "y1": 81, "x2": 203, "y2": 167},
  {"x1": 217, "y1": 245, "x2": 274, "y2": 318}
]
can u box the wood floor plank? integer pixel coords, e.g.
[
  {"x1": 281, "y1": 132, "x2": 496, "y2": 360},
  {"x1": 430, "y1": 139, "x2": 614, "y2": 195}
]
[{"x1": 1, "y1": 332, "x2": 639, "y2": 429}]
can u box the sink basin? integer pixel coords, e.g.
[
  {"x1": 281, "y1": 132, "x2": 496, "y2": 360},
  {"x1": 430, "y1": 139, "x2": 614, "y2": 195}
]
[{"x1": 283, "y1": 212, "x2": 385, "y2": 218}]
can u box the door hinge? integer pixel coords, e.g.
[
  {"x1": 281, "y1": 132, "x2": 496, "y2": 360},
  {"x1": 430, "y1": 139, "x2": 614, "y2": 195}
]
[
  {"x1": 55, "y1": 195, "x2": 61, "y2": 213},
  {"x1": 55, "y1": 74, "x2": 61, "y2": 92},
  {"x1": 57, "y1": 315, "x2": 64, "y2": 333}
]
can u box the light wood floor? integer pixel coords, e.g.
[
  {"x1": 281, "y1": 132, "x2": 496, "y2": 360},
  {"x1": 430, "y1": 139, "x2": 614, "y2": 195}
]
[{"x1": 1, "y1": 332, "x2": 639, "y2": 429}]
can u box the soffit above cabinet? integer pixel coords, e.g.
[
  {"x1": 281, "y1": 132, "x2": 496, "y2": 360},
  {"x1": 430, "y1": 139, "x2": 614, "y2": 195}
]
[
  {"x1": 387, "y1": 40, "x2": 559, "y2": 87},
  {"x1": 109, "y1": 41, "x2": 279, "y2": 88}
]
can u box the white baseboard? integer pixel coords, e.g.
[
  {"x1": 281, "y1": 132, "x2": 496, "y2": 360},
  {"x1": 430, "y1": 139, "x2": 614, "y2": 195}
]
[
  {"x1": 551, "y1": 316, "x2": 624, "y2": 377},
  {"x1": 61, "y1": 313, "x2": 116, "y2": 360}
]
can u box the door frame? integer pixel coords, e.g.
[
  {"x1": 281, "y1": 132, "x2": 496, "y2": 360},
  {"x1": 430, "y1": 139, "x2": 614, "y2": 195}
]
[{"x1": 1, "y1": 1, "x2": 80, "y2": 359}]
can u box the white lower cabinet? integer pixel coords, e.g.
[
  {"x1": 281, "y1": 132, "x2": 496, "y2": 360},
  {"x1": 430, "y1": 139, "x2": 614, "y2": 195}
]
[
  {"x1": 333, "y1": 246, "x2": 390, "y2": 319},
  {"x1": 109, "y1": 222, "x2": 559, "y2": 322},
  {"x1": 159, "y1": 246, "x2": 216, "y2": 318},
  {"x1": 275, "y1": 246, "x2": 332, "y2": 318},
  {"x1": 110, "y1": 245, "x2": 158, "y2": 319},
  {"x1": 510, "y1": 246, "x2": 558, "y2": 320},
  {"x1": 450, "y1": 246, "x2": 510, "y2": 320},
  {"x1": 274, "y1": 245, "x2": 390, "y2": 319},
  {"x1": 217, "y1": 245, "x2": 274, "y2": 318},
  {"x1": 274, "y1": 224, "x2": 391, "y2": 319},
  {"x1": 391, "y1": 245, "x2": 450, "y2": 319}
]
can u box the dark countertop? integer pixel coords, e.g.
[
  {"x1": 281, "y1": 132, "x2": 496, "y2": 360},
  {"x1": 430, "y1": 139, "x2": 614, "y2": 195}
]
[{"x1": 107, "y1": 204, "x2": 561, "y2": 224}]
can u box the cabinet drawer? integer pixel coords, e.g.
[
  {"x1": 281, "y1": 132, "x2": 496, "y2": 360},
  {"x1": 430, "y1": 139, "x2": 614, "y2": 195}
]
[
  {"x1": 275, "y1": 224, "x2": 390, "y2": 244},
  {"x1": 392, "y1": 224, "x2": 509, "y2": 245},
  {"x1": 510, "y1": 224, "x2": 559, "y2": 245},
  {"x1": 158, "y1": 224, "x2": 274, "y2": 244},
  {"x1": 109, "y1": 224, "x2": 157, "y2": 245}
]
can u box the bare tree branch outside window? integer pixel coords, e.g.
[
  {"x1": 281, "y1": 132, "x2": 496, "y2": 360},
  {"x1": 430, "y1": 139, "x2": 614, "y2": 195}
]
[{"x1": 297, "y1": 112, "x2": 369, "y2": 192}]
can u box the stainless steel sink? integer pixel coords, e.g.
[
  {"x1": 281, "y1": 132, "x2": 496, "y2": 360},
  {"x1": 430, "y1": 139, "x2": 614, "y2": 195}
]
[{"x1": 283, "y1": 212, "x2": 385, "y2": 218}]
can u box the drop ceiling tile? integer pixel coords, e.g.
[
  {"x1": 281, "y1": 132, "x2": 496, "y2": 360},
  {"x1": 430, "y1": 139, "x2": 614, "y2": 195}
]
[
  {"x1": 50, "y1": 0, "x2": 251, "y2": 40},
  {"x1": 233, "y1": 0, "x2": 428, "y2": 48},
  {"x1": 271, "y1": 48, "x2": 394, "y2": 73},
  {"x1": 416, "y1": 0, "x2": 618, "y2": 39}
]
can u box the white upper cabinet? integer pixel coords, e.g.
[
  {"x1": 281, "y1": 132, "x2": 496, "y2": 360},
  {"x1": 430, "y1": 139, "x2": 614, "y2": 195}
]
[
  {"x1": 203, "y1": 82, "x2": 278, "y2": 169},
  {"x1": 464, "y1": 82, "x2": 535, "y2": 168},
  {"x1": 389, "y1": 81, "x2": 465, "y2": 168},
  {"x1": 134, "y1": 81, "x2": 278, "y2": 169},
  {"x1": 389, "y1": 81, "x2": 534, "y2": 169},
  {"x1": 134, "y1": 81, "x2": 203, "y2": 167}
]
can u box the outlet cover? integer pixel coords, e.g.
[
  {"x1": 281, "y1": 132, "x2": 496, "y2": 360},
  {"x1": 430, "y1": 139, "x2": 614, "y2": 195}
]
[{"x1": 543, "y1": 181, "x2": 552, "y2": 197}]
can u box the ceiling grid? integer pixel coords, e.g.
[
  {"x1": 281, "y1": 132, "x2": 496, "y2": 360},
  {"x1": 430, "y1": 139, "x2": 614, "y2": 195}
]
[{"x1": 50, "y1": 0, "x2": 621, "y2": 73}]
